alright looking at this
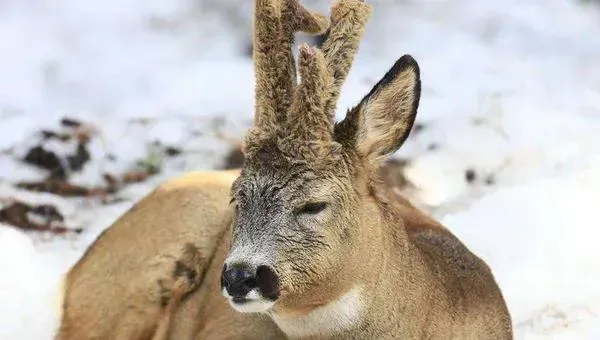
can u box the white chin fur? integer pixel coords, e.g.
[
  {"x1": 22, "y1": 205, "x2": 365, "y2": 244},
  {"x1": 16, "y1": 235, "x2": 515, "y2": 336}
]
[
  {"x1": 222, "y1": 288, "x2": 275, "y2": 313},
  {"x1": 228, "y1": 298, "x2": 275, "y2": 313}
]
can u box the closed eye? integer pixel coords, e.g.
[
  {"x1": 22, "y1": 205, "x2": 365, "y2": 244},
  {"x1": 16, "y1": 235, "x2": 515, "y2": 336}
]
[{"x1": 297, "y1": 202, "x2": 328, "y2": 215}]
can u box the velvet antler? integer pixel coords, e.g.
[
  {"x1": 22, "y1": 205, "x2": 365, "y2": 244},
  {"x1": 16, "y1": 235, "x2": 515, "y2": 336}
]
[
  {"x1": 248, "y1": 0, "x2": 328, "y2": 144},
  {"x1": 285, "y1": 0, "x2": 372, "y2": 146}
]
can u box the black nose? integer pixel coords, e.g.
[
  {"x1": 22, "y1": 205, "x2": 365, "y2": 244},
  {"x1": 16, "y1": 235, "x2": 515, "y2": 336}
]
[{"x1": 221, "y1": 263, "x2": 257, "y2": 298}]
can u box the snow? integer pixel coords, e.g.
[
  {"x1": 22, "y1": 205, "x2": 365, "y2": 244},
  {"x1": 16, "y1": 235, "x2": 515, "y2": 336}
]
[
  {"x1": 443, "y1": 158, "x2": 600, "y2": 339},
  {"x1": 0, "y1": 0, "x2": 599, "y2": 339},
  {"x1": 0, "y1": 227, "x2": 62, "y2": 339}
]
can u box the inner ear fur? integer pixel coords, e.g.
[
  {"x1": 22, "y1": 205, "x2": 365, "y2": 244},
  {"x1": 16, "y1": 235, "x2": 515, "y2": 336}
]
[{"x1": 334, "y1": 55, "x2": 421, "y2": 165}]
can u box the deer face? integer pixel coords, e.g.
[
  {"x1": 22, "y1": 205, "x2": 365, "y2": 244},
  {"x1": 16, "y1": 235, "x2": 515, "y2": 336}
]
[
  {"x1": 223, "y1": 139, "x2": 354, "y2": 313},
  {"x1": 221, "y1": 0, "x2": 420, "y2": 314}
]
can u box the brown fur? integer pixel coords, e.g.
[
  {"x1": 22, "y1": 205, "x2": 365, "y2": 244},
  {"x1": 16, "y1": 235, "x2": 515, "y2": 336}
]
[{"x1": 57, "y1": 0, "x2": 512, "y2": 339}]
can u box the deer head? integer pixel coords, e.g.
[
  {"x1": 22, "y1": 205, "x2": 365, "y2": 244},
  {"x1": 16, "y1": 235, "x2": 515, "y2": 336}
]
[{"x1": 221, "y1": 0, "x2": 420, "y2": 316}]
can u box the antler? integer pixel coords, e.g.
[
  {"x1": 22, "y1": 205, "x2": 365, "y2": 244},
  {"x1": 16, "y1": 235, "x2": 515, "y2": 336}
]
[
  {"x1": 248, "y1": 0, "x2": 372, "y2": 155},
  {"x1": 251, "y1": 0, "x2": 328, "y2": 139},
  {"x1": 287, "y1": 44, "x2": 333, "y2": 144},
  {"x1": 286, "y1": 0, "x2": 372, "y2": 145},
  {"x1": 321, "y1": 0, "x2": 372, "y2": 118}
]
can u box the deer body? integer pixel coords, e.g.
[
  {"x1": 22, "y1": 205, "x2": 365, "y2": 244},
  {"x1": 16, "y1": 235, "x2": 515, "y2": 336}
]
[
  {"x1": 57, "y1": 0, "x2": 512, "y2": 339},
  {"x1": 58, "y1": 169, "x2": 510, "y2": 340}
]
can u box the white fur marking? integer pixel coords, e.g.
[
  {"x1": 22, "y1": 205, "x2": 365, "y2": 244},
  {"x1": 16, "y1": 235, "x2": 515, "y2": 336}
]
[
  {"x1": 229, "y1": 298, "x2": 276, "y2": 313},
  {"x1": 222, "y1": 287, "x2": 275, "y2": 313},
  {"x1": 246, "y1": 290, "x2": 261, "y2": 300},
  {"x1": 271, "y1": 285, "x2": 364, "y2": 338}
]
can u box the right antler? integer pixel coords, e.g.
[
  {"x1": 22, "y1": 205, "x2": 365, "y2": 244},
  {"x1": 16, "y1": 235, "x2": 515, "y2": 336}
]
[
  {"x1": 251, "y1": 0, "x2": 328, "y2": 139},
  {"x1": 284, "y1": 0, "x2": 372, "y2": 146}
]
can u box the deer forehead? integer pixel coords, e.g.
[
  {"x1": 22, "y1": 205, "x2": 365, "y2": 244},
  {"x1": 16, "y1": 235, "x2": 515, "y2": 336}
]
[
  {"x1": 235, "y1": 166, "x2": 340, "y2": 201},
  {"x1": 238, "y1": 143, "x2": 352, "y2": 195}
]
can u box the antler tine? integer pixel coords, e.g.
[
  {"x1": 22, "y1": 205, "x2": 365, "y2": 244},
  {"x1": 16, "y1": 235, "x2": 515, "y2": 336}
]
[
  {"x1": 250, "y1": 0, "x2": 328, "y2": 141},
  {"x1": 287, "y1": 44, "x2": 333, "y2": 145},
  {"x1": 321, "y1": 0, "x2": 372, "y2": 118},
  {"x1": 279, "y1": 0, "x2": 329, "y2": 119}
]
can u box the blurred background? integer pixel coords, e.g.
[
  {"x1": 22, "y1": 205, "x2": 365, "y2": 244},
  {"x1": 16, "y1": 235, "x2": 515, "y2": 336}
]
[{"x1": 0, "y1": 0, "x2": 599, "y2": 338}]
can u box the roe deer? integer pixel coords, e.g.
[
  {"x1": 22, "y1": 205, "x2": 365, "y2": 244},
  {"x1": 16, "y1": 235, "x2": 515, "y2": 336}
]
[{"x1": 56, "y1": 0, "x2": 513, "y2": 339}]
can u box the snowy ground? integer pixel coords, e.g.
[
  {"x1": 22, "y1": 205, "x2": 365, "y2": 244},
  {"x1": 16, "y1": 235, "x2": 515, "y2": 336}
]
[{"x1": 1, "y1": 0, "x2": 600, "y2": 339}]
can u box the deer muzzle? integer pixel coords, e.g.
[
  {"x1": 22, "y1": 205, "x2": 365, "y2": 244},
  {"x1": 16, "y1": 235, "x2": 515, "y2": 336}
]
[{"x1": 221, "y1": 261, "x2": 280, "y2": 313}]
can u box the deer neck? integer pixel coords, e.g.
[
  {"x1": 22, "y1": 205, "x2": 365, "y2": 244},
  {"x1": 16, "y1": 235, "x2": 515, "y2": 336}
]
[
  {"x1": 272, "y1": 196, "x2": 426, "y2": 339},
  {"x1": 269, "y1": 244, "x2": 411, "y2": 340}
]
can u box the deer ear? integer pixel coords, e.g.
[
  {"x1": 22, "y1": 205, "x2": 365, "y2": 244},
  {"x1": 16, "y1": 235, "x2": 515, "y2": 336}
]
[{"x1": 335, "y1": 55, "x2": 421, "y2": 165}]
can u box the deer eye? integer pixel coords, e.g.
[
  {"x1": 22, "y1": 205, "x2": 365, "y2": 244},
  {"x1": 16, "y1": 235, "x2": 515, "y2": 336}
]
[{"x1": 297, "y1": 202, "x2": 328, "y2": 215}]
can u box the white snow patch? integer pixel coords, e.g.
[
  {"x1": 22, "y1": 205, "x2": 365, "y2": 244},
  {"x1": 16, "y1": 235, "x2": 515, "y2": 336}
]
[
  {"x1": 443, "y1": 155, "x2": 600, "y2": 337},
  {"x1": 0, "y1": 227, "x2": 63, "y2": 339}
]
